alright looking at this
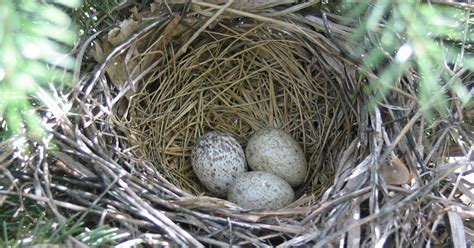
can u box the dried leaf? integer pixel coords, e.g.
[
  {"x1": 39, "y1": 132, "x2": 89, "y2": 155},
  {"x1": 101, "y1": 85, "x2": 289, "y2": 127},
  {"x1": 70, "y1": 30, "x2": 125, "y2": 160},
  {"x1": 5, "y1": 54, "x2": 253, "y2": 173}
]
[
  {"x1": 108, "y1": 18, "x2": 140, "y2": 46},
  {"x1": 379, "y1": 156, "x2": 412, "y2": 185},
  {"x1": 92, "y1": 40, "x2": 105, "y2": 63},
  {"x1": 151, "y1": 3, "x2": 160, "y2": 13},
  {"x1": 104, "y1": 46, "x2": 140, "y2": 89}
]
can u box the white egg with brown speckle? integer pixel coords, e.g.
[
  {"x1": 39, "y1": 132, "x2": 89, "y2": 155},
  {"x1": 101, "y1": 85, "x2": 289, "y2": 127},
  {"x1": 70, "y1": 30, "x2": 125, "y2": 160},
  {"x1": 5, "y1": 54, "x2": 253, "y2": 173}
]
[
  {"x1": 227, "y1": 171, "x2": 295, "y2": 210},
  {"x1": 191, "y1": 131, "x2": 247, "y2": 197},
  {"x1": 245, "y1": 128, "x2": 307, "y2": 187}
]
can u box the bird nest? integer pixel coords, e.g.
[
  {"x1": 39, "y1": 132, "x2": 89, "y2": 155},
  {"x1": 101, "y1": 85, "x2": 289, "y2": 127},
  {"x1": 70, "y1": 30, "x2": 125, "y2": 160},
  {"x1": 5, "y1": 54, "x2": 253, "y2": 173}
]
[
  {"x1": 126, "y1": 17, "x2": 345, "y2": 197},
  {"x1": 2, "y1": 1, "x2": 473, "y2": 247}
]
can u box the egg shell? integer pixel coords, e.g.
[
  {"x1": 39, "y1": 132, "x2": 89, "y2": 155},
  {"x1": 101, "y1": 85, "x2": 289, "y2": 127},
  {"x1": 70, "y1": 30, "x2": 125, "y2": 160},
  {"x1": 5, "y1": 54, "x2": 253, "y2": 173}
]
[
  {"x1": 227, "y1": 171, "x2": 295, "y2": 210},
  {"x1": 245, "y1": 128, "x2": 307, "y2": 187},
  {"x1": 191, "y1": 131, "x2": 247, "y2": 196}
]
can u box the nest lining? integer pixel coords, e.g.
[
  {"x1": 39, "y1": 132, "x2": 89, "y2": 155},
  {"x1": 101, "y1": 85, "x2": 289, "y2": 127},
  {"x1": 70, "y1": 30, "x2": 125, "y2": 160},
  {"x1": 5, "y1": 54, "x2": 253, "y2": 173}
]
[
  {"x1": 2, "y1": 2, "x2": 472, "y2": 247},
  {"x1": 125, "y1": 21, "x2": 349, "y2": 197}
]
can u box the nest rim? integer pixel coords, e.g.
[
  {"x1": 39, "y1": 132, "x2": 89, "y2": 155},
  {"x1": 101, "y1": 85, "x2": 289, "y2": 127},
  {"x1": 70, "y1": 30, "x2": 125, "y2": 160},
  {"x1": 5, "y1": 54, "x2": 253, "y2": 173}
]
[{"x1": 2, "y1": 2, "x2": 472, "y2": 247}]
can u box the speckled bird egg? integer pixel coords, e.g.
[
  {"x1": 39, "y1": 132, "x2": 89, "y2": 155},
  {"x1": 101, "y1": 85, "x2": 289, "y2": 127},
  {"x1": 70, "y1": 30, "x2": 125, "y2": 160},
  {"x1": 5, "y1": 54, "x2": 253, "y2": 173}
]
[
  {"x1": 245, "y1": 128, "x2": 307, "y2": 187},
  {"x1": 191, "y1": 131, "x2": 247, "y2": 197},
  {"x1": 227, "y1": 171, "x2": 295, "y2": 210}
]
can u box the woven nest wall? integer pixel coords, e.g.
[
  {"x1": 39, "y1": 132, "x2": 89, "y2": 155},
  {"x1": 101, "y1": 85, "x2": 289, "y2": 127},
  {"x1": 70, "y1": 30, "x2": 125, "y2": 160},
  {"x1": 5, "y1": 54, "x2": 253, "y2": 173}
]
[{"x1": 3, "y1": 2, "x2": 473, "y2": 247}]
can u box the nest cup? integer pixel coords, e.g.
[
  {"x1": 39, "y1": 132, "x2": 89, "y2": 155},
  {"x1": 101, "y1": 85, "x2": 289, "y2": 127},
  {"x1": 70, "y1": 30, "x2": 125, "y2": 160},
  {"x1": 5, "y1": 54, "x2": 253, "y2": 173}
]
[
  {"x1": 126, "y1": 18, "x2": 351, "y2": 197},
  {"x1": 97, "y1": 3, "x2": 361, "y2": 245},
  {"x1": 6, "y1": 1, "x2": 470, "y2": 247}
]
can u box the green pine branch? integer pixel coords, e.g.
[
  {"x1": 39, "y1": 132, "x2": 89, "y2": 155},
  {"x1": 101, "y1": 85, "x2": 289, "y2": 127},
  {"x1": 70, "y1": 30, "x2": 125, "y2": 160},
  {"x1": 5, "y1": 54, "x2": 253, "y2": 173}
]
[
  {"x1": 0, "y1": 198, "x2": 124, "y2": 247},
  {"x1": 342, "y1": 0, "x2": 472, "y2": 119},
  {"x1": 0, "y1": 0, "x2": 79, "y2": 141}
]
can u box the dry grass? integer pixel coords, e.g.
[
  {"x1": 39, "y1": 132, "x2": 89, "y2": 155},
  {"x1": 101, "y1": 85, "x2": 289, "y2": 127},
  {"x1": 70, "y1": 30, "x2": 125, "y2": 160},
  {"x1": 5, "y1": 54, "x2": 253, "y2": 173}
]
[{"x1": 126, "y1": 22, "x2": 345, "y2": 197}]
